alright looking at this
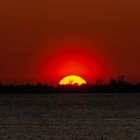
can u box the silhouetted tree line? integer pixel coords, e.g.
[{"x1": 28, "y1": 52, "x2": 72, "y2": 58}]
[{"x1": 0, "y1": 75, "x2": 140, "y2": 93}]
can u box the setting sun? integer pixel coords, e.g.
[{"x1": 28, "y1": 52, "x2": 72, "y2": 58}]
[{"x1": 59, "y1": 75, "x2": 86, "y2": 86}]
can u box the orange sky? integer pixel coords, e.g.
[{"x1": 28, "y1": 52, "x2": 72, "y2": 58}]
[{"x1": 0, "y1": 0, "x2": 140, "y2": 84}]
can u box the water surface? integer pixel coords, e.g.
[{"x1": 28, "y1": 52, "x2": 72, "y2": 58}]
[{"x1": 0, "y1": 93, "x2": 140, "y2": 139}]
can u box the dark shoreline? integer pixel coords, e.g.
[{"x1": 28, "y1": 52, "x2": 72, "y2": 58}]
[{"x1": 0, "y1": 80, "x2": 140, "y2": 93}]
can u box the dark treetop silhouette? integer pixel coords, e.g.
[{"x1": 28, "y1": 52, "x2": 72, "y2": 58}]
[{"x1": 0, "y1": 75, "x2": 140, "y2": 93}]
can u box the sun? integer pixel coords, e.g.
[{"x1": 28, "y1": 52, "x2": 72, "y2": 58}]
[{"x1": 59, "y1": 75, "x2": 86, "y2": 86}]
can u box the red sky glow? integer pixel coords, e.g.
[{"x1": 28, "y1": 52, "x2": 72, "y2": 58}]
[{"x1": 36, "y1": 39, "x2": 109, "y2": 85}]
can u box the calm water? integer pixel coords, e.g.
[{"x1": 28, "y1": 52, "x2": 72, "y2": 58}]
[{"x1": 0, "y1": 93, "x2": 140, "y2": 139}]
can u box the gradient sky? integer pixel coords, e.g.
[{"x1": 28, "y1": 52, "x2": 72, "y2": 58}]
[{"x1": 0, "y1": 0, "x2": 140, "y2": 84}]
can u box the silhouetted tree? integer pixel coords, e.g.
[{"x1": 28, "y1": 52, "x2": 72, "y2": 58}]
[
  {"x1": 69, "y1": 79, "x2": 74, "y2": 85},
  {"x1": 96, "y1": 78, "x2": 104, "y2": 86},
  {"x1": 117, "y1": 75, "x2": 125, "y2": 82}
]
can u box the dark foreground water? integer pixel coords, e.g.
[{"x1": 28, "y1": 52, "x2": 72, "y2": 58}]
[{"x1": 0, "y1": 93, "x2": 140, "y2": 140}]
